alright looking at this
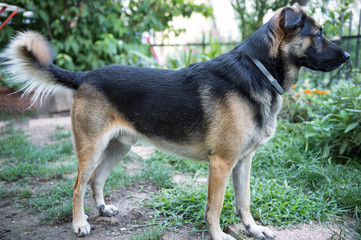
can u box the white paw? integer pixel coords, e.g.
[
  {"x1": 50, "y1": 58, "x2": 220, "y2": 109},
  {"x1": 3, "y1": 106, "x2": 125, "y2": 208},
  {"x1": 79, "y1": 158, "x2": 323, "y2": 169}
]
[
  {"x1": 73, "y1": 218, "x2": 91, "y2": 237},
  {"x1": 98, "y1": 204, "x2": 119, "y2": 217},
  {"x1": 212, "y1": 231, "x2": 236, "y2": 240},
  {"x1": 245, "y1": 223, "x2": 275, "y2": 240}
]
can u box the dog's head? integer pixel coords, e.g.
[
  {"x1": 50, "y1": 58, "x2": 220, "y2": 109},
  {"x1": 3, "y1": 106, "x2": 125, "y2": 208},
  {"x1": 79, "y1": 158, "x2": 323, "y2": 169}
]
[{"x1": 269, "y1": 6, "x2": 350, "y2": 72}]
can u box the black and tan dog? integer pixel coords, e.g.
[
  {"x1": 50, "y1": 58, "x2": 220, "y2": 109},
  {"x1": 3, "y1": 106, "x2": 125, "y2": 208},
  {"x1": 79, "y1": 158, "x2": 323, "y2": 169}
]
[{"x1": 3, "y1": 6, "x2": 349, "y2": 240}]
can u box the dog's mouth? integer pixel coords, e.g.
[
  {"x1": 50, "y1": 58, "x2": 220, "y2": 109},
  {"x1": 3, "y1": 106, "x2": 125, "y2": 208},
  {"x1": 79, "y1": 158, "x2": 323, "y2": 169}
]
[
  {"x1": 333, "y1": 51, "x2": 351, "y2": 70},
  {"x1": 305, "y1": 52, "x2": 350, "y2": 72}
]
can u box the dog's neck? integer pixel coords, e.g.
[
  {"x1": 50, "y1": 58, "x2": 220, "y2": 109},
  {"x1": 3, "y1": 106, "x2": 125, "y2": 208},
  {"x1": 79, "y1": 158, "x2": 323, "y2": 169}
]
[
  {"x1": 282, "y1": 62, "x2": 299, "y2": 91},
  {"x1": 250, "y1": 57, "x2": 285, "y2": 95},
  {"x1": 261, "y1": 54, "x2": 300, "y2": 93}
]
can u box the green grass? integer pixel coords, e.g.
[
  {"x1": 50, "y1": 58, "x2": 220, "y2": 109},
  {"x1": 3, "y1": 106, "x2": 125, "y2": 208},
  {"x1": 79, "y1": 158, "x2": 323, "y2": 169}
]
[
  {"x1": 129, "y1": 226, "x2": 165, "y2": 240},
  {"x1": 24, "y1": 179, "x2": 75, "y2": 224},
  {"x1": 150, "y1": 150, "x2": 208, "y2": 175},
  {"x1": 0, "y1": 127, "x2": 79, "y2": 223},
  {"x1": 49, "y1": 126, "x2": 72, "y2": 140},
  {"x1": 0, "y1": 128, "x2": 75, "y2": 181},
  {"x1": 1, "y1": 118, "x2": 360, "y2": 237},
  {"x1": 0, "y1": 111, "x2": 36, "y2": 121},
  {"x1": 145, "y1": 120, "x2": 361, "y2": 236},
  {"x1": 0, "y1": 125, "x2": 175, "y2": 225}
]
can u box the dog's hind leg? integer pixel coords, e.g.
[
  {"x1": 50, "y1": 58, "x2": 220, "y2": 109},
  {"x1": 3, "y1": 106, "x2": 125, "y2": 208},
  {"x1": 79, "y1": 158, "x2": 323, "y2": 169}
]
[
  {"x1": 90, "y1": 139, "x2": 131, "y2": 217},
  {"x1": 206, "y1": 155, "x2": 236, "y2": 240},
  {"x1": 70, "y1": 85, "x2": 121, "y2": 237},
  {"x1": 72, "y1": 137, "x2": 109, "y2": 237},
  {"x1": 232, "y1": 152, "x2": 276, "y2": 240}
]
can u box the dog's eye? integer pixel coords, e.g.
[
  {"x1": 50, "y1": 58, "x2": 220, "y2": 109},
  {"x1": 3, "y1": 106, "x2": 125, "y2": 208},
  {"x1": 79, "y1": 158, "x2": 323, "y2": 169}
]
[{"x1": 316, "y1": 31, "x2": 323, "y2": 40}]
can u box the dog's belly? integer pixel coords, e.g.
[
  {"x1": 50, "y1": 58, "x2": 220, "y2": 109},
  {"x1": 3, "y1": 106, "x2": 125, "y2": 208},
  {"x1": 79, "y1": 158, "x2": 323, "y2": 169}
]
[
  {"x1": 147, "y1": 137, "x2": 209, "y2": 162},
  {"x1": 113, "y1": 128, "x2": 209, "y2": 162}
]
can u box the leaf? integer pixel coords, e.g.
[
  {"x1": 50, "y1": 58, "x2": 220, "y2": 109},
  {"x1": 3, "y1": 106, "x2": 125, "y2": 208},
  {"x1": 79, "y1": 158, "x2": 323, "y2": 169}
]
[
  {"x1": 39, "y1": 10, "x2": 49, "y2": 22},
  {"x1": 322, "y1": 146, "x2": 330, "y2": 158},
  {"x1": 321, "y1": 114, "x2": 334, "y2": 124},
  {"x1": 305, "y1": 133, "x2": 318, "y2": 138},
  {"x1": 290, "y1": 205, "x2": 299, "y2": 210},
  {"x1": 345, "y1": 109, "x2": 361, "y2": 113},
  {"x1": 339, "y1": 139, "x2": 348, "y2": 154},
  {"x1": 344, "y1": 122, "x2": 359, "y2": 133}
]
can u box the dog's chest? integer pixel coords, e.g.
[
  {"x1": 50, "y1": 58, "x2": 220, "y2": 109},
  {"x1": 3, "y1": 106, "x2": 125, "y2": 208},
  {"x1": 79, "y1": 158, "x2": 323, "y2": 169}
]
[{"x1": 240, "y1": 96, "x2": 282, "y2": 157}]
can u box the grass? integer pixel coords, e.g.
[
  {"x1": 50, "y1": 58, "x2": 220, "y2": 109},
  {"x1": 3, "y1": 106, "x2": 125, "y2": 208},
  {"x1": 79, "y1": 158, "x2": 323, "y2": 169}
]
[
  {"x1": 0, "y1": 126, "x2": 79, "y2": 224},
  {"x1": 0, "y1": 124, "x2": 175, "y2": 226},
  {"x1": 129, "y1": 225, "x2": 165, "y2": 240},
  {"x1": 49, "y1": 125, "x2": 72, "y2": 140},
  {"x1": 144, "y1": 120, "x2": 361, "y2": 237},
  {"x1": 0, "y1": 120, "x2": 360, "y2": 238}
]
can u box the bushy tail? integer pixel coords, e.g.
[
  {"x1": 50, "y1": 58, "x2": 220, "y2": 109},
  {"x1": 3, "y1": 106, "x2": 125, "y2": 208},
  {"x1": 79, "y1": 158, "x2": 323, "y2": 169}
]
[{"x1": 2, "y1": 31, "x2": 83, "y2": 105}]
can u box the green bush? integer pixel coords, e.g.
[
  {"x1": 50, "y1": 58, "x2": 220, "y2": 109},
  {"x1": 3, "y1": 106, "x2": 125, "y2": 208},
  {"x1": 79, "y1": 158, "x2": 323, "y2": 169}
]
[
  {"x1": 283, "y1": 72, "x2": 361, "y2": 162},
  {"x1": 305, "y1": 76, "x2": 361, "y2": 162}
]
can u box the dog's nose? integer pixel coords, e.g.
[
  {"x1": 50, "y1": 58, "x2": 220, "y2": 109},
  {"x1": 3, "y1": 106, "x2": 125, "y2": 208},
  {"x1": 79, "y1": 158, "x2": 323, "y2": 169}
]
[{"x1": 344, "y1": 51, "x2": 350, "y2": 60}]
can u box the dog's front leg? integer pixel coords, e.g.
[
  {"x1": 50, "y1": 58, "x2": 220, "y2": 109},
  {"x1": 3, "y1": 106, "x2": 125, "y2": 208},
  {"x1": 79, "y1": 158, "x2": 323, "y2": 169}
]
[
  {"x1": 232, "y1": 152, "x2": 275, "y2": 240},
  {"x1": 206, "y1": 155, "x2": 236, "y2": 240}
]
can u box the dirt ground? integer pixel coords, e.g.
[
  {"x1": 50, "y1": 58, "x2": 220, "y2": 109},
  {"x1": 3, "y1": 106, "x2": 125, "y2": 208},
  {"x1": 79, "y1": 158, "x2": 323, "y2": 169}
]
[{"x1": 0, "y1": 116, "x2": 350, "y2": 240}]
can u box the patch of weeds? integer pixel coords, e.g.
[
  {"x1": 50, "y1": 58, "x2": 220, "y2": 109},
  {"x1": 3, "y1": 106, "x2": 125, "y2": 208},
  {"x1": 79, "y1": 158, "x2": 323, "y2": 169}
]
[
  {"x1": 148, "y1": 182, "x2": 208, "y2": 230},
  {"x1": 129, "y1": 225, "x2": 165, "y2": 240},
  {"x1": 330, "y1": 218, "x2": 361, "y2": 240},
  {"x1": 148, "y1": 175, "x2": 340, "y2": 231},
  {"x1": 0, "y1": 128, "x2": 75, "y2": 180},
  {"x1": 21, "y1": 178, "x2": 84, "y2": 224},
  {"x1": 253, "y1": 120, "x2": 361, "y2": 217},
  {"x1": 250, "y1": 178, "x2": 338, "y2": 226},
  {"x1": 139, "y1": 158, "x2": 174, "y2": 188},
  {"x1": 150, "y1": 150, "x2": 208, "y2": 175},
  {"x1": 0, "y1": 184, "x2": 13, "y2": 197},
  {"x1": 49, "y1": 126, "x2": 72, "y2": 140},
  {"x1": 0, "y1": 111, "x2": 36, "y2": 121},
  {"x1": 104, "y1": 162, "x2": 136, "y2": 196},
  {"x1": 59, "y1": 140, "x2": 74, "y2": 155},
  {"x1": 0, "y1": 126, "x2": 79, "y2": 224},
  {"x1": 18, "y1": 188, "x2": 32, "y2": 199}
]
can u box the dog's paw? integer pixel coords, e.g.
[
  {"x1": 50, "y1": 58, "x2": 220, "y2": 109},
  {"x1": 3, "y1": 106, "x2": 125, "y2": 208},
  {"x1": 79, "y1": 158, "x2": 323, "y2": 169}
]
[
  {"x1": 212, "y1": 231, "x2": 236, "y2": 240},
  {"x1": 73, "y1": 218, "x2": 91, "y2": 237},
  {"x1": 245, "y1": 224, "x2": 275, "y2": 240},
  {"x1": 98, "y1": 204, "x2": 119, "y2": 217}
]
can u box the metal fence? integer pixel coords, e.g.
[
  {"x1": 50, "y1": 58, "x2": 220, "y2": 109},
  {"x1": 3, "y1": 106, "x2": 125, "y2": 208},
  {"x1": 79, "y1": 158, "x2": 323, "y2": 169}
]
[
  {"x1": 151, "y1": 9, "x2": 361, "y2": 87},
  {"x1": 301, "y1": 9, "x2": 361, "y2": 87},
  {"x1": 341, "y1": 10, "x2": 361, "y2": 68}
]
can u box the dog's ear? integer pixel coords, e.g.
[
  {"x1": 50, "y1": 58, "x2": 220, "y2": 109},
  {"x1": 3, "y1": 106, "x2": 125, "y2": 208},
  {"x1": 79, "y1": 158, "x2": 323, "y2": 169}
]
[
  {"x1": 269, "y1": 7, "x2": 303, "y2": 58},
  {"x1": 283, "y1": 7, "x2": 303, "y2": 30}
]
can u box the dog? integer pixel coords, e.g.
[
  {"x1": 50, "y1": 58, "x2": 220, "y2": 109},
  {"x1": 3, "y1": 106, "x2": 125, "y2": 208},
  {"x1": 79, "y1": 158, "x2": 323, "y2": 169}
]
[{"x1": 3, "y1": 6, "x2": 349, "y2": 240}]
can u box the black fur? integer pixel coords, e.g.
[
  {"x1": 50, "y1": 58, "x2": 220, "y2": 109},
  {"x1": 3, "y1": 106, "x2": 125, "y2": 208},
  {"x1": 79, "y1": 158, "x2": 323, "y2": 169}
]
[{"x1": 85, "y1": 65, "x2": 206, "y2": 141}]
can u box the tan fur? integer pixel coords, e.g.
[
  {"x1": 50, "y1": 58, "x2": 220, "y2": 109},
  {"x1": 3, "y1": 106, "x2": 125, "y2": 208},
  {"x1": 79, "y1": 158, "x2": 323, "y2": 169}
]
[
  {"x1": 269, "y1": 7, "x2": 302, "y2": 58},
  {"x1": 206, "y1": 154, "x2": 236, "y2": 240},
  {"x1": 270, "y1": 8, "x2": 287, "y2": 58},
  {"x1": 71, "y1": 84, "x2": 140, "y2": 235},
  {"x1": 205, "y1": 92, "x2": 255, "y2": 160}
]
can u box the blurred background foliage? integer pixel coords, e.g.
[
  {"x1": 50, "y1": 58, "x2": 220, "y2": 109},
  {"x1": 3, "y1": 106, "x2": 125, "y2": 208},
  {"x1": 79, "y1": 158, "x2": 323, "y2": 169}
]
[
  {"x1": 231, "y1": 0, "x2": 355, "y2": 39},
  {"x1": 0, "y1": 0, "x2": 212, "y2": 71}
]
